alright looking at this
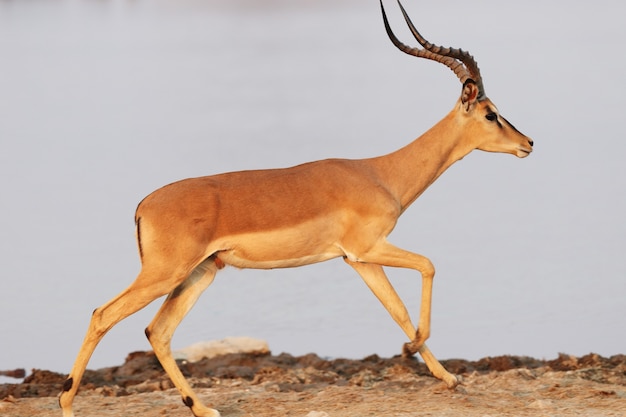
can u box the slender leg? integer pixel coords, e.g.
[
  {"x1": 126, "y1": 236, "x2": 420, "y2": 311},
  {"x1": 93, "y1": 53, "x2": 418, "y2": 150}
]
[
  {"x1": 59, "y1": 269, "x2": 181, "y2": 417},
  {"x1": 145, "y1": 260, "x2": 220, "y2": 417},
  {"x1": 344, "y1": 259, "x2": 415, "y2": 338},
  {"x1": 354, "y1": 240, "x2": 437, "y2": 350},
  {"x1": 417, "y1": 344, "x2": 458, "y2": 388},
  {"x1": 345, "y1": 243, "x2": 459, "y2": 388}
]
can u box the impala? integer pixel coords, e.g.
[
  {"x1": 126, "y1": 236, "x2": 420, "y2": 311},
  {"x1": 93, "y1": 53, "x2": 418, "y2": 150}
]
[{"x1": 60, "y1": 2, "x2": 533, "y2": 416}]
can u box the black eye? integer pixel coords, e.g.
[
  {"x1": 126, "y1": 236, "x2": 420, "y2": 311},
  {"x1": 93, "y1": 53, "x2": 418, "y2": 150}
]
[{"x1": 486, "y1": 112, "x2": 498, "y2": 121}]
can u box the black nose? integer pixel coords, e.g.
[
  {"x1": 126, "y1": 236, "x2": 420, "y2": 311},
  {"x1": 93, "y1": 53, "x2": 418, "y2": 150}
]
[{"x1": 528, "y1": 139, "x2": 534, "y2": 147}]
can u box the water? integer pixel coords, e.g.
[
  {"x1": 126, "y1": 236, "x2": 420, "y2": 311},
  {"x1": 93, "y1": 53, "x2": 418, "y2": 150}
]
[{"x1": 1, "y1": 0, "x2": 625, "y2": 383}]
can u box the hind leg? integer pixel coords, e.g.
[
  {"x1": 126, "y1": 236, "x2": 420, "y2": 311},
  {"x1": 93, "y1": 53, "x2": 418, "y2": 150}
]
[
  {"x1": 145, "y1": 258, "x2": 220, "y2": 417},
  {"x1": 59, "y1": 267, "x2": 181, "y2": 417}
]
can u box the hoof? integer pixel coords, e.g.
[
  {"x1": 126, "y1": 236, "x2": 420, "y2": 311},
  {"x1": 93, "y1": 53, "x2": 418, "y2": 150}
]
[
  {"x1": 191, "y1": 405, "x2": 221, "y2": 417},
  {"x1": 444, "y1": 373, "x2": 461, "y2": 389}
]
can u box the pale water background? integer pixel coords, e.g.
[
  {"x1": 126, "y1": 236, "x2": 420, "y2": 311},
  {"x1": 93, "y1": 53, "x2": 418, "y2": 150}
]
[{"x1": 1, "y1": 0, "x2": 625, "y2": 383}]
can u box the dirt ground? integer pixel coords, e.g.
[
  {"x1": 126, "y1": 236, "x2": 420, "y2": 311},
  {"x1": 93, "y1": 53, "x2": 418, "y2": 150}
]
[{"x1": 2, "y1": 350, "x2": 625, "y2": 417}]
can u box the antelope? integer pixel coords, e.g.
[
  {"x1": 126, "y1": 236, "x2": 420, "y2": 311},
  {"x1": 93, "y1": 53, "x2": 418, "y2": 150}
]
[{"x1": 59, "y1": 2, "x2": 533, "y2": 416}]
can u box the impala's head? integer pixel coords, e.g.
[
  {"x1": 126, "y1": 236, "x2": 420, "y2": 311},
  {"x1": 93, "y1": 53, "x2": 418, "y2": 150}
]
[{"x1": 380, "y1": 0, "x2": 533, "y2": 158}]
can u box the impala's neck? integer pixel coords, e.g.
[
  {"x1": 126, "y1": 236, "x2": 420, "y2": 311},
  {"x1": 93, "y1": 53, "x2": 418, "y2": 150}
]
[{"x1": 370, "y1": 108, "x2": 474, "y2": 211}]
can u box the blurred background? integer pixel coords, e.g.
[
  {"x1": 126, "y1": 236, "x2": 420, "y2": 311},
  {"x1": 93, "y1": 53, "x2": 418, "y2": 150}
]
[{"x1": 1, "y1": 0, "x2": 624, "y2": 382}]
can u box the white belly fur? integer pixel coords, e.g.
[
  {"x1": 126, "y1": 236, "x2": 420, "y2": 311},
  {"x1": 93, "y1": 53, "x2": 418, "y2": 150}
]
[{"x1": 211, "y1": 222, "x2": 345, "y2": 270}]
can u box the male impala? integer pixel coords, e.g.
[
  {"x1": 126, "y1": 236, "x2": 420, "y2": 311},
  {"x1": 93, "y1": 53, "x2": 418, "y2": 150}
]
[{"x1": 60, "y1": 2, "x2": 533, "y2": 416}]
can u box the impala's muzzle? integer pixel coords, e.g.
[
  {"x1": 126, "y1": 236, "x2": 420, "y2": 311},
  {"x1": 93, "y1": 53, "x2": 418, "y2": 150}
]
[{"x1": 516, "y1": 138, "x2": 533, "y2": 158}]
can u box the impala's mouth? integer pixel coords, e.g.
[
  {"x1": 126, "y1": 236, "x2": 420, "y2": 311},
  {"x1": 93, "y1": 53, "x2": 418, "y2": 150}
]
[{"x1": 516, "y1": 147, "x2": 532, "y2": 158}]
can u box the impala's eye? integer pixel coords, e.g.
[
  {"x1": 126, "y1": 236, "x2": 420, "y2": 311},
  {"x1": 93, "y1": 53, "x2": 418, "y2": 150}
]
[{"x1": 486, "y1": 112, "x2": 498, "y2": 122}]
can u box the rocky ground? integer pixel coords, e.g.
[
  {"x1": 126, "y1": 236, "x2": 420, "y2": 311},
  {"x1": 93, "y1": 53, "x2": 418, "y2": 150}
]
[{"x1": 2, "y1": 351, "x2": 625, "y2": 416}]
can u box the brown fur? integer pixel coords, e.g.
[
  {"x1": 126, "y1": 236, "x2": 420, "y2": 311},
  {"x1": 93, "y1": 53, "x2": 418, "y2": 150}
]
[{"x1": 59, "y1": 5, "x2": 534, "y2": 413}]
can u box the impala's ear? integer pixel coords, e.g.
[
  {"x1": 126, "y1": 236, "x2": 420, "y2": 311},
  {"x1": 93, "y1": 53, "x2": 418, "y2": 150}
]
[{"x1": 461, "y1": 80, "x2": 480, "y2": 111}]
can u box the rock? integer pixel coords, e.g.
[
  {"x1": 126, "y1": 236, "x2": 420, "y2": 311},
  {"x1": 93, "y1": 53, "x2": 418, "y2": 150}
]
[
  {"x1": 173, "y1": 337, "x2": 270, "y2": 362},
  {"x1": 0, "y1": 369, "x2": 26, "y2": 379}
]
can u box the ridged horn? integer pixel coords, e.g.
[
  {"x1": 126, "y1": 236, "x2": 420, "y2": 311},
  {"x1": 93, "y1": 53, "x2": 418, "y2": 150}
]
[{"x1": 380, "y1": 0, "x2": 486, "y2": 99}]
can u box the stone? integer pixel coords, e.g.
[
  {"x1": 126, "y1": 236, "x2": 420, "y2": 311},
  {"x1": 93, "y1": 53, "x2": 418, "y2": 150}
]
[{"x1": 173, "y1": 337, "x2": 270, "y2": 362}]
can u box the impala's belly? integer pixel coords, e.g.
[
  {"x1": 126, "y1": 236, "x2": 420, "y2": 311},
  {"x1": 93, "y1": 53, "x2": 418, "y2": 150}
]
[
  {"x1": 211, "y1": 222, "x2": 345, "y2": 270},
  {"x1": 217, "y1": 250, "x2": 341, "y2": 269}
]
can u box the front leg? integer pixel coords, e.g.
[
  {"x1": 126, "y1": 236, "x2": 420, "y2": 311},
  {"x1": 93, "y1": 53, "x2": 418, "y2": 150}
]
[
  {"x1": 344, "y1": 259, "x2": 416, "y2": 338},
  {"x1": 353, "y1": 240, "x2": 436, "y2": 352},
  {"x1": 344, "y1": 253, "x2": 458, "y2": 388},
  {"x1": 417, "y1": 344, "x2": 459, "y2": 388},
  {"x1": 403, "y1": 265, "x2": 434, "y2": 355},
  {"x1": 401, "y1": 264, "x2": 434, "y2": 356}
]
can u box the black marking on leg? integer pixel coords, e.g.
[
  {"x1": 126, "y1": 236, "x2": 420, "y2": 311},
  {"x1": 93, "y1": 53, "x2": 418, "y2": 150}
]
[
  {"x1": 62, "y1": 377, "x2": 74, "y2": 392},
  {"x1": 402, "y1": 342, "x2": 419, "y2": 357},
  {"x1": 183, "y1": 396, "x2": 194, "y2": 408},
  {"x1": 144, "y1": 327, "x2": 151, "y2": 340}
]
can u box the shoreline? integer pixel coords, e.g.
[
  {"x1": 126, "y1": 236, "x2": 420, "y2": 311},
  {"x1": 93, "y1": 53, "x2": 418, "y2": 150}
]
[{"x1": 2, "y1": 350, "x2": 625, "y2": 416}]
